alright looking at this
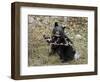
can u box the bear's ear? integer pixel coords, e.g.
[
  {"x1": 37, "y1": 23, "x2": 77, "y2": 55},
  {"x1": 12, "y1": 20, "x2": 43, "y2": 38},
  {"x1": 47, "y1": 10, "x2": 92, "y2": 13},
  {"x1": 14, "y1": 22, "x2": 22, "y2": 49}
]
[{"x1": 54, "y1": 22, "x2": 58, "y2": 27}]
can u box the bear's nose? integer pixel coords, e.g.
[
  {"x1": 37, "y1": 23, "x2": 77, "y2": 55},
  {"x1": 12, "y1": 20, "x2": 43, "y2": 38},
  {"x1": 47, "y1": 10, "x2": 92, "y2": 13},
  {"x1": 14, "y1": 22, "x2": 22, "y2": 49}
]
[{"x1": 56, "y1": 31, "x2": 60, "y2": 35}]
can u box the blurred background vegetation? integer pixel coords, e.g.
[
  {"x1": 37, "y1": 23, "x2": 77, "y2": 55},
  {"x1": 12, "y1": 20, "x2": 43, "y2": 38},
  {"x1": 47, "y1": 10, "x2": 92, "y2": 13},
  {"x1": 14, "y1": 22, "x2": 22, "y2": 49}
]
[{"x1": 28, "y1": 15, "x2": 88, "y2": 66}]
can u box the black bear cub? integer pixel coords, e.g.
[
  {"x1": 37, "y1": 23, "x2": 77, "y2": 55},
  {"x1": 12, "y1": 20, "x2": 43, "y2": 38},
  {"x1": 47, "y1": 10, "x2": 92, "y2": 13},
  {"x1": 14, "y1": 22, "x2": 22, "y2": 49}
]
[{"x1": 43, "y1": 22, "x2": 76, "y2": 62}]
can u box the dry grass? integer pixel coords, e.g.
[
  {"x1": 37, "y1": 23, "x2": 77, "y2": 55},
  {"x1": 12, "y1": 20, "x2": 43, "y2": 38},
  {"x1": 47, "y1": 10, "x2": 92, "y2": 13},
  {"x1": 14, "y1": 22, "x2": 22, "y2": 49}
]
[{"x1": 28, "y1": 15, "x2": 88, "y2": 66}]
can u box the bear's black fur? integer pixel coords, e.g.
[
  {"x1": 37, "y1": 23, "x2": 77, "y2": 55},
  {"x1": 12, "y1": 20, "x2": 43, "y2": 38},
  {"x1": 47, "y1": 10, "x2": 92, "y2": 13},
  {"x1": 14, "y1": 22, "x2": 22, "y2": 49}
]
[{"x1": 43, "y1": 22, "x2": 76, "y2": 62}]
